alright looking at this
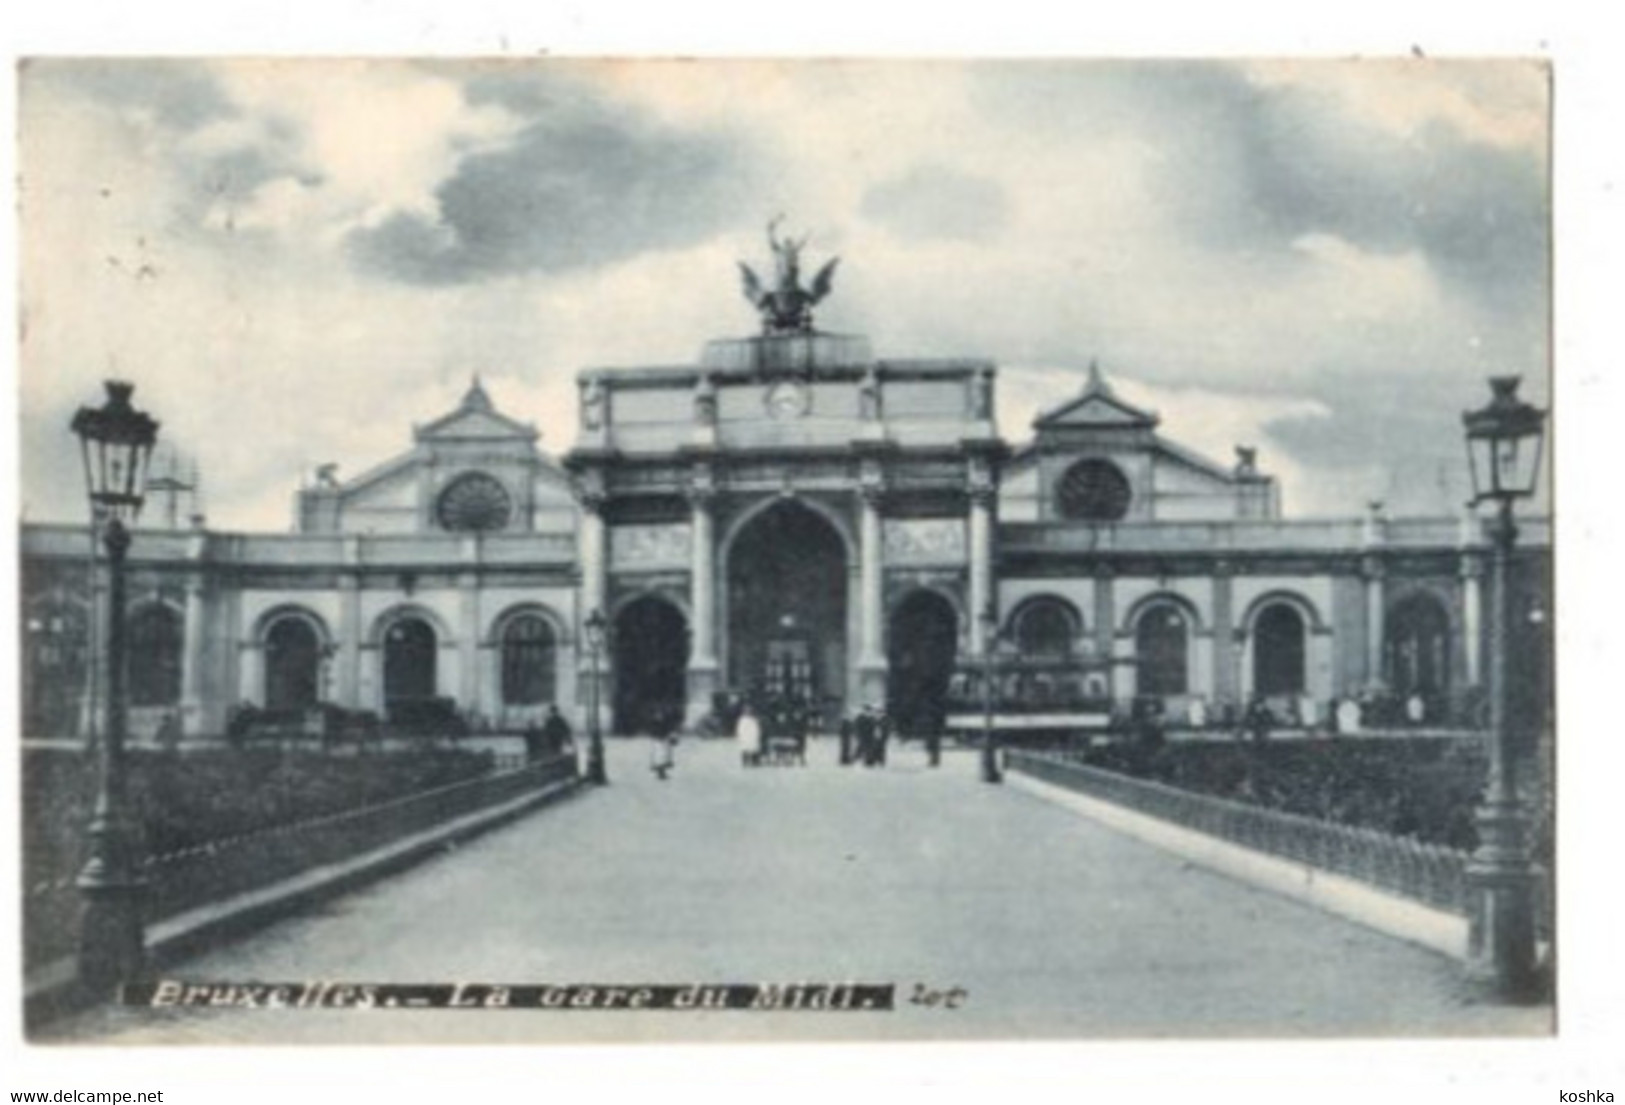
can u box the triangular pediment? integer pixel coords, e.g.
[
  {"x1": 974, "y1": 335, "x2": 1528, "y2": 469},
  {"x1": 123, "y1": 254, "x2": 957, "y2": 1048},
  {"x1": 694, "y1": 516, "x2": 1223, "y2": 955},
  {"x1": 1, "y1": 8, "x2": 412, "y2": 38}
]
[
  {"x1": 1032, "y1": 361, "x2": 1158, "y2": 431},
  {"x1": 1035, "y1": 391, "x2": 1158, "y2": 430},
  {"x1": 416, "y1": 407, "x2": 537, "y2": 442}
]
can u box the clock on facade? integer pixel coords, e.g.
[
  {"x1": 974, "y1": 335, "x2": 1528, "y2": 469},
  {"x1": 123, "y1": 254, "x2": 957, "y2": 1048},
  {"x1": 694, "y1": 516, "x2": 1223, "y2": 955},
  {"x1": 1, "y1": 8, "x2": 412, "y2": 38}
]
[
  {"x1": 436, "y1": 471, "x2": 514, "y2": 533},
  {"x1": 1057, "y1": 458, "x2": 1132, "y2": 522},
  {"x1": 764, "y1": 379, "x2": 811, "y2": 419}
]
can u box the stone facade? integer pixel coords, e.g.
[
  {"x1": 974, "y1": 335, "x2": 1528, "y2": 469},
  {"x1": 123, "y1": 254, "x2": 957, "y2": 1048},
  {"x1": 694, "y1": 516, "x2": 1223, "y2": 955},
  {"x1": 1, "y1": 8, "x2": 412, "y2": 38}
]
[{"x1": 18, "y1": 332, "x2": 1552, "y2": 742}]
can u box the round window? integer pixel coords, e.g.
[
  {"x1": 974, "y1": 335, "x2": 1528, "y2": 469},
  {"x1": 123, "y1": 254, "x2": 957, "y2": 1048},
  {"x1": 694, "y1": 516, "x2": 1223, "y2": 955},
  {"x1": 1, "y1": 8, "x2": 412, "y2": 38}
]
[
  {"x1": 1057, "y1": 459, "x2": 1132, "y2": 521},
  {"x1": 436, "y1": 472, "x2": 513, "y2": 533}
]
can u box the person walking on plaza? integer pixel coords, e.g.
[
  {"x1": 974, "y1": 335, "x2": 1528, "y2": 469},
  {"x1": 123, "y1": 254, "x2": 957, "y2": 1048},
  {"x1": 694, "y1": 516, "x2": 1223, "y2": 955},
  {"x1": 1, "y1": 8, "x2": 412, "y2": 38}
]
[
  {"x1": 874, "y1": 708, "x2": 893, "y2": 767},
  {"x1": 737, "y1": 706, "x2": 763, "y2": 768},
  {"x1": 649, "y1": 730, "x2": 676, "y2": 781},
  {"x1": 838, "y1": 712, "x2": 855, "y2": 765}
]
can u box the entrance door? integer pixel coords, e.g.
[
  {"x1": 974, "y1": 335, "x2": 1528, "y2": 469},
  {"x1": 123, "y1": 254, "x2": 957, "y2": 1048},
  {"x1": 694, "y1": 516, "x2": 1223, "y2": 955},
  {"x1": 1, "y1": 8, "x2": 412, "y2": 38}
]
[
  {"x1": 726, "y1": 501, "x2": 847, "y2": 716},
  {"x1": 612, "y1": 596, "x2": 690, "y2": 735},
  {"x1": 887, "y1": 590, "x2": 959, "y2": 737}
]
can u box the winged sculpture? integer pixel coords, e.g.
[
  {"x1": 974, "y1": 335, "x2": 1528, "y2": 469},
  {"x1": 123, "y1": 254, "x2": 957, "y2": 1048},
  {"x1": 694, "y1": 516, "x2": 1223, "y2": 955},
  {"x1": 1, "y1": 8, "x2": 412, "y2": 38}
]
[{"x1": 738, "y1": 216, "x2": 840, "y2": 334}]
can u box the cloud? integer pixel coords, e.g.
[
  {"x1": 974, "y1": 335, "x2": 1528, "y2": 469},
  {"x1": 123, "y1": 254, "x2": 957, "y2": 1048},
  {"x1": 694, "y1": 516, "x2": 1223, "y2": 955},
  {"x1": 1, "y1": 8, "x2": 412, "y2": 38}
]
[
  {"x1": 861, "y1": 163, "x2": 1009, "y2": 242},
  {"x1": 348, "y1": 80, "x2": 762, "y2": 285}
]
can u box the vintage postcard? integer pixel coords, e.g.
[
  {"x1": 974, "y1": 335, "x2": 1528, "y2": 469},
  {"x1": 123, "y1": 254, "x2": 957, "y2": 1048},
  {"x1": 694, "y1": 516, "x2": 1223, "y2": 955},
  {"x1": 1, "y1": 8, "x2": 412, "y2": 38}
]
[{"x1": 12, "y1": 53, "x2": 1572, "y2": 1073}]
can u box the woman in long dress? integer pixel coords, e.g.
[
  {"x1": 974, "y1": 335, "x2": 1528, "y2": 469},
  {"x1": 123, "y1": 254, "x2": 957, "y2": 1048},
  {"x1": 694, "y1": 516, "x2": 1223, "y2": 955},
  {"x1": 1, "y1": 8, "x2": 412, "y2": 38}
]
[{"x1": 736, "y1": 707, "x2": 762, "y2": 768}]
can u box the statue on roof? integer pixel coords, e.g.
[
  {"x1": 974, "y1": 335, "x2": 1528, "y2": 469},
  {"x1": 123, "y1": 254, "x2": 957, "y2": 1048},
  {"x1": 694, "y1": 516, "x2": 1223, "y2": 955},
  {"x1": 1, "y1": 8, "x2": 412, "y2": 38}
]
[{"x1": 738, "y1": 216, "x2": 840, "y2": 335}]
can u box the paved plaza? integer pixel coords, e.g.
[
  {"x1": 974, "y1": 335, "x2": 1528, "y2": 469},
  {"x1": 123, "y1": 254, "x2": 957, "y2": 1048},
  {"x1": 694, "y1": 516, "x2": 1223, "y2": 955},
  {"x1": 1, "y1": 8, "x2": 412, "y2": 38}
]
[{"x1": 41, "y1": 738, "x2": 1548, "y2": 1043}]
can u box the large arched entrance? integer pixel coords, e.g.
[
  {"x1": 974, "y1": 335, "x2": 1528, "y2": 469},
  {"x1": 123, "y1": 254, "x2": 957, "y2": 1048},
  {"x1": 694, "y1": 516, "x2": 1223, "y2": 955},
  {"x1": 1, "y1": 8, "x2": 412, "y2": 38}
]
[
  {"x1": 887, "y1": 590, "x2": 958, "y2": 737},
  {"x1": 612, "y1": 596, "x2": 690, "y2": 735},
  {"x1": 726, "y1": 500, "x2": 848, "y2": 717}
]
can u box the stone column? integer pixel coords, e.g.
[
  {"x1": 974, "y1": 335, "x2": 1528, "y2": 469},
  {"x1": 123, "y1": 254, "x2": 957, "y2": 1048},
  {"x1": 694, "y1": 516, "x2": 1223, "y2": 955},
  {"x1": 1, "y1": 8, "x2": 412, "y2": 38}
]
[
  {"x1": 855, "y1": 482, "x2": 888, "y2": 704},
  {"x1": 579, "y1": 493, "x2": 607, "y2": 620},
  {"x1": 458, "y1": 563, "x2": 480, "y2": 723},
  {"x1": 1093, "y1": 566, "x2": 1116, "y2": 698},
  {"x1": 576, "y1": 491, "x2": 608, "y2": 730},
  {"x1": 336, "y1": 576, "x2": 361, "y2": 709},
  {"x1": 1462, "y1": 554, "x2": 1484, "y2": 688},
  {"x1": 1363, "y1": 554, "x2": 1386, "y2": 687},
  {"x1": 686, "y1": 484, "x2": 720, "y2": 723},
  {"x1": 179, "y1": 569, "x2": 207, "y2": 736},
  {"x1": 1212, "y1": 560, "x2": 1238, "y2": 709},
  {"x1": 967, "y1": 452, "x2": 997, "y2": 654}
]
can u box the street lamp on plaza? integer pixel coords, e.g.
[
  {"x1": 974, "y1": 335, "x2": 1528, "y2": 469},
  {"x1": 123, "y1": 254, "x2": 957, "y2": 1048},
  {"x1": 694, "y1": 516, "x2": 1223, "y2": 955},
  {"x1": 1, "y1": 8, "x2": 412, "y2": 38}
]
[
  {"x1": 1462, "y1": 375, "x2": 1547, "y2": 1001},
  {"x1": 70, "y1": 380, "x2": 160, "y2": 995},
  {"x1": 978, "y1": 605, "x2": 1004, "y2": 785},
  {"x1": 583, "y1": 609, "x2": 609, "y2": 786}
]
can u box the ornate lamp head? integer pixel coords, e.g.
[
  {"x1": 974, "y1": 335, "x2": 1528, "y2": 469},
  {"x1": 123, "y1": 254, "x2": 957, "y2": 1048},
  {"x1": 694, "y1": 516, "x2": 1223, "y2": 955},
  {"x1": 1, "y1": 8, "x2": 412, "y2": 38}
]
[
  {"x1": 1463, "y1": 376, "x2": 1547, "y2": 505},
  {"x1": 70, "y1": 380, "x2": 160, "y2": 525}
]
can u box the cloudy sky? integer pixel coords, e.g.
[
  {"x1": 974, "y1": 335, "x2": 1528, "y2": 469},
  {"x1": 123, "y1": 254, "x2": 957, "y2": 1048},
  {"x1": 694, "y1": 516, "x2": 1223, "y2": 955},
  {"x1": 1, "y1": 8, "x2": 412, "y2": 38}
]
[{"x1": 17, "y1": 58, "x2": 1549, "y2": 528}]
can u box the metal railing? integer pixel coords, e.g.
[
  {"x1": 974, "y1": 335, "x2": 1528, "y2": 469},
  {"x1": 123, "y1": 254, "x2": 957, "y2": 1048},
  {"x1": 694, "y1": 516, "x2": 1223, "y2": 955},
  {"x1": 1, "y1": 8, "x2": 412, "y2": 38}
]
[
  {"x1": 26, "y1": 754, "x2": 577, "y2": 971},
  {"x1": 1008, "y1": 750, "x2": 1471, "y2": 913}
]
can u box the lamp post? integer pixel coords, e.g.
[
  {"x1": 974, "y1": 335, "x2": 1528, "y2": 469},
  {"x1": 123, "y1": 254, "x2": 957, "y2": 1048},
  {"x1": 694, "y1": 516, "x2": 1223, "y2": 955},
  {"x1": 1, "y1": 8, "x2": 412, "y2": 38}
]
[
  {"x1": 1462, "y1": 375, "x2": 1547, "y2": 1001},
  {"x1": 70, "y1": 380, "x2": 159, "y2": 995},
  {"x1": 978, "y1": 605, "x2": 1003, "y2": 784},
  {"x1": 583, "y1": 609, "x2": 608, "y2": 785}
]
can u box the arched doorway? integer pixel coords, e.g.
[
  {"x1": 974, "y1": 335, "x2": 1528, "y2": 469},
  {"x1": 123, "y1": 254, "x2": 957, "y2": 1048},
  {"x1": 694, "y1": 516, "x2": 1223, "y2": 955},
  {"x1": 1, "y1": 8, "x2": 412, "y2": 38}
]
[
  {"x1": 1386, "y1": 593, "x2": 1451, "y2": 706},
  {"x1": 1252, "y1": 603, "x2": 1307, "y2": 697},
  {"x1": 726, "y1": 500, "x2": 848, "y2": 717},
  {"x1": 1134, "y1": 601, "x2": 1190, "y2": 698},
  {"x1": 887, "y1": 591, "x2": 959, "y2": 737},
  {"x1": 500, "y1": 613, "x2": 557, "y2": 707},
  {"x1": 129, "y1": 603, "x2": 183, "y2": 709},
  {"x1": 383, "y1": 616, "x2": 437, "y2": 715},
  {"x1": 265, "y1": 615, "x2": 321, "y2": 713},
  {"x1": 613, "y1": 596, "x2": 690, "y2": 735}
]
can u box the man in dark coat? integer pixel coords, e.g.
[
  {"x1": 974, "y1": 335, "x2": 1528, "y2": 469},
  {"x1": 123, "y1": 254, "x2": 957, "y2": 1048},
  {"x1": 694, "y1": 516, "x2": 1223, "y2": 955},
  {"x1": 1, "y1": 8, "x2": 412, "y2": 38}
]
[
  {"x1": 854, "y1": 707, "x2": 877, "y2": 768},
  {"x1": 839, "y1": 713, "x2": 856, "y2": 765}
]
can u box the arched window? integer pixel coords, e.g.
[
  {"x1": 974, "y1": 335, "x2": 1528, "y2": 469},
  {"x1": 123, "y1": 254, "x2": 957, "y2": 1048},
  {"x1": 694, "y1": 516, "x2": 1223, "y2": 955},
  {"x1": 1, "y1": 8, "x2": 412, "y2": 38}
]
[
  {"x1": 1013, "y1": 598, "x2": 1079, "y2": 659},
  {"x1": 1135, "y1": 603, "x2": 1189, "y2": 696},
  {"x1": 1057, "y1": 459, "x2": 1132, "y2": 522},
  {"x1": 501, "y1": 614, "x2": 556, "y2": 706},
  {"x1": 1253, "y1": 603, "x2": 1306, "y2": 697},
  {"x1": 128, "y1": 604, "x2": 183, "y2": 708},
  {"x1": 265, "y1": 615, "x2": 321, "y2": 712},
  {"x1": 384, "y1": 617, "x2": 438, "y2": 708}
]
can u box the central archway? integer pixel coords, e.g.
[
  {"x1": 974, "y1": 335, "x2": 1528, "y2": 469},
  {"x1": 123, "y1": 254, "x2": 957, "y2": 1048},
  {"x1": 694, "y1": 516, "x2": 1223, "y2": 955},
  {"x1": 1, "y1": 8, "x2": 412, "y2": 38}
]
[
  {"x1": 612, "y1": 596, "x2": 689, "y2": 736},
  {"x1": 726, "y1": 499, "x2": 849, "y2": 717}
]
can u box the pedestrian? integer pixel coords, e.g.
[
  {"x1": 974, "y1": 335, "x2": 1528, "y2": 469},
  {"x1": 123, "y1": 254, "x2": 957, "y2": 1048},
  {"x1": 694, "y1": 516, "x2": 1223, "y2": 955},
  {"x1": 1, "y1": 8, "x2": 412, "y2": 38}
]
[
  {"x1": 737, "y1": 706, "x2": 763, "y2": 768},
  {"x1": 541, "y1": 704, "x2": 573, "y2": 758},
  {"x1": 649, "y1": 730, "x2": 675, "y2": 780},
  {"x1": 854, "y1": 706, "x2": 876, "y2": 768},
  {"x1": 839, "y1": 713, "x2": 855, "y2": 765},
  {"x1": 925, "y1": 715, "x2": 942, "y2": 768},
  {"x1": 875, "y1": 709, "x2": 893, "y2": 767},
  {"x1": 523, "y1": 722, "x2": 543, "y2": 763}
]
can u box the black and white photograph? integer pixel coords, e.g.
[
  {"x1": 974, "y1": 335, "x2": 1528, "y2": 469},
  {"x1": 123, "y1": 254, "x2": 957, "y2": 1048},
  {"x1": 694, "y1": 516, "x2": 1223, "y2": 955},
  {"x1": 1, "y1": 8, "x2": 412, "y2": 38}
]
[{"x1": 3, "y1": 17, "x2": 1616, "y2": 1099}]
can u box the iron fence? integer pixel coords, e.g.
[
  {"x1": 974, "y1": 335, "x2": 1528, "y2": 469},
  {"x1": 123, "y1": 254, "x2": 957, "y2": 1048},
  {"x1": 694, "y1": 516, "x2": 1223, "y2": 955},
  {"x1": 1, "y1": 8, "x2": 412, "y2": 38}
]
[{"x1": 1009, "y1": 750, "x2": 1472, "y2": 913}]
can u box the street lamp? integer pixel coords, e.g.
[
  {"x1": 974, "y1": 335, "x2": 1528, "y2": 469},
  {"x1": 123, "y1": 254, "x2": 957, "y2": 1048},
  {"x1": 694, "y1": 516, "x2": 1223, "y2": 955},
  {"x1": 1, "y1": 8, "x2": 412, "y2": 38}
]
[
  {"x1": 583, "y1": 609, "x2": 608, "y2": 786},
  {"x1": 1462, "y1": 375, "x2": 1547, "y2": 1001},
  {"x1": 978, "y1": 605, "x2": 1003, "y2": 784},
  {"x1": 70, "y1": 380, "x2": 160, "y2": 995}
]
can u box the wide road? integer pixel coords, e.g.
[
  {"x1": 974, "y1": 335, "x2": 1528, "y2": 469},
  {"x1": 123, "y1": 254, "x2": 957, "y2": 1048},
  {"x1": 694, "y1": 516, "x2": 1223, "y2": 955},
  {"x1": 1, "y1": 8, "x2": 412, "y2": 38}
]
[{"x1": 42, "y1": 737, "x2": 1547, "y2": 1043}]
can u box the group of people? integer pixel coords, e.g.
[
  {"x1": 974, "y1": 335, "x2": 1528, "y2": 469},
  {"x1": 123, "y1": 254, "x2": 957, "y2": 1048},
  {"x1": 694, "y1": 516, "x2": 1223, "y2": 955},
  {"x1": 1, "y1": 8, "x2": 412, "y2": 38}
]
[
  {"x1": 838, "y1": 704, "x2": 899, "y2": 768},
  {"x1": 733, "y1": 698, "x2": 814, "y2": 767}
]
